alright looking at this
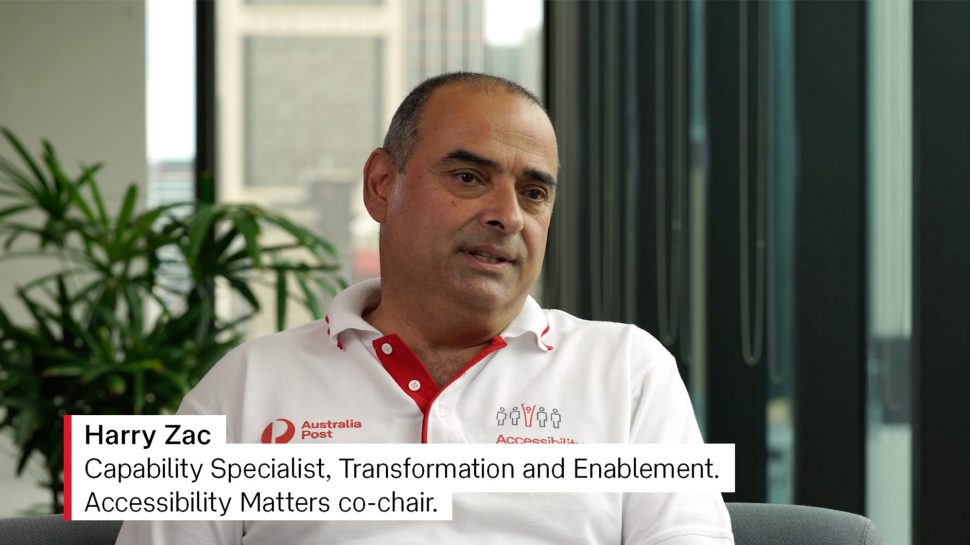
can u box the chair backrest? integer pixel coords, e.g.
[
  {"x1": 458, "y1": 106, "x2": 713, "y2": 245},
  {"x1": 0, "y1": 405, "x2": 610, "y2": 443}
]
[
  {"x1": 728, "y1": 502, "x2": 884, "y2": 545},
  {"x1": 0, "y1": 515, "x2": 121, "y2": 545},
  {"x1": 0, "y1": 503, "x2": 883, "y2": 545}
]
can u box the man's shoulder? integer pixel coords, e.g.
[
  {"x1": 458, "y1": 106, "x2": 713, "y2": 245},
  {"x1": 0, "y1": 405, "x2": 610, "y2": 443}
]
[
  {"x1": 539, "y1": 307, "x2": 669, "y2": 356},
  {"x1": 192, "y1": 321, "x2": 329, "y2": 386},
  {"x1": 178, "y1": 319, "x2": 332, "y2": 415},
  {"x1": 230, "y1": 319, "x2": 329, "y2": 358},
  {"x1": 540, "y1": 306, "x2": 657, "y2": 338}
]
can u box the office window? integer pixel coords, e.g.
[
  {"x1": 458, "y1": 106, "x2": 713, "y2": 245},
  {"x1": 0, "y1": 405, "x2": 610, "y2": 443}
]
[
  {"x1": 866, "y1": 2, "x2": 912, "y2": 544},
  {"x1": 146, "y1": 0, "x2": 195, "y2": 207}
]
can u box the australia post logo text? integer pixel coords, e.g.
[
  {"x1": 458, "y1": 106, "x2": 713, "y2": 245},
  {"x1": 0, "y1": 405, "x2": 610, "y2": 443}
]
[{"x1": 260, "y1": 418, "x2": 362, "y2": 443}]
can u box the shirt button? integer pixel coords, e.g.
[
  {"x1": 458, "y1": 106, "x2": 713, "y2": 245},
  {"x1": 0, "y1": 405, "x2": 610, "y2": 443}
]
[
  {"x1": 408, "y1": 379, "x2": 421, "y2": 391},
  {"x1": 436, "y1": 406, "x2": 447, "y2": 417},
  {"x1": 381, "y1": 343, "x2": 393, "y2": 355}
]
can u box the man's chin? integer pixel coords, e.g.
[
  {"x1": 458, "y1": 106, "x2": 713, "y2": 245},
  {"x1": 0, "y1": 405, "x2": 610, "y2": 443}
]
[{"x1": 443, "y1": 280, "x2": 523, "y2": 314}]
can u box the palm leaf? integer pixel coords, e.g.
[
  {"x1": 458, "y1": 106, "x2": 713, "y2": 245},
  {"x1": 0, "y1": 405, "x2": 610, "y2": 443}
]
[
  {"x1": 186, "y1": 205, "x2": 218, "y2": 263},
  {"x1": 233, "y1": 210, "x2": 263, "y2": 266},
  {"x1": 275, "y1": 264, "x2": 288, "y2": 331},
  {"x1": 1, "y1": 128, "x2": 48, "y2": 192},
  {"x1": 115, "y1": 185, "x2": 139, "y2": 239}
]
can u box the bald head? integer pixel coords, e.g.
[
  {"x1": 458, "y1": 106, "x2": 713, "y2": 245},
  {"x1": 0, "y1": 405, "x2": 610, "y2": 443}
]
[{"x1": 382, "y1": 72, "x2": 546, "y2": 172}]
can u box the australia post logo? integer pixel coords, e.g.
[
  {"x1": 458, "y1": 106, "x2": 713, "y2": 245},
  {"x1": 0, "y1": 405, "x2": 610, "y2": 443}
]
[
  {"x1": 260, "y1": 417, "x2": 363, "y2": 444},
  {"x1": 261, "y1": 419, "x2": 296, "y2": 444}
]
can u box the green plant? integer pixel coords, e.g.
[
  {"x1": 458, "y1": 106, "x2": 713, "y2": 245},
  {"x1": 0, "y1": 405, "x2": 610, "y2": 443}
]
[{"x1": 0, "y1": 129, "x2": 345, "y2": 512}]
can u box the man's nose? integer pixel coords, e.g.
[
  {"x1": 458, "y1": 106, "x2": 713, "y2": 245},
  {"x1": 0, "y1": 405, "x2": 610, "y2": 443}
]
[{"x1": 482, "y1": 182, "x2": 525, "y2": 234}]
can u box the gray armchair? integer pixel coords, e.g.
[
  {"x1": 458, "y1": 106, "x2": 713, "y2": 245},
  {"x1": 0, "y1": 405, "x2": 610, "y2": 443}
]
[
  {"x1": 0, "y1": 502, "x2": 883, "y2": 545},
  {"x1": 0, "y1": 515, "x2": 120, "y2": 545},
  {"x1": 728, "y1": 503, "x2": 883, "y2": 545}
]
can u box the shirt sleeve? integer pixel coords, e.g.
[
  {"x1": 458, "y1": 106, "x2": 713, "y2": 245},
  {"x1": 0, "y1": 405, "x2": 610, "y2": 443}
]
[{"x1": 621, "y1": 334, "x2": 735, "y2": 545}]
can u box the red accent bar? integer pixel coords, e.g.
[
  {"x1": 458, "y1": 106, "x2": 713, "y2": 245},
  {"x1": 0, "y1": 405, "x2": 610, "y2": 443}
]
[{"x1": 63, "y1": 414, "x2": 72, "y2": 520}]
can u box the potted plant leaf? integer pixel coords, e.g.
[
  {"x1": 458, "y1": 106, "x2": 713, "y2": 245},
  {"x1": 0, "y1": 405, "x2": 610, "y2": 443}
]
[{"x1": 0, "y1": 128, "x2": 346, "y2": 512}]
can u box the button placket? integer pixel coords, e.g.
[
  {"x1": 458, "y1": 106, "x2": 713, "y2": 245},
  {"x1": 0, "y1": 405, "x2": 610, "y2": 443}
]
[{"x1": 373, "y1": 334, "x2": 438, "y2": 414}]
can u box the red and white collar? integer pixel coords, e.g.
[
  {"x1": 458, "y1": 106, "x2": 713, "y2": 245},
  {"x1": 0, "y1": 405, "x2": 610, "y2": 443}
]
[{"x1": 323, "y1": 278, "x2": 553, "y2": 352}]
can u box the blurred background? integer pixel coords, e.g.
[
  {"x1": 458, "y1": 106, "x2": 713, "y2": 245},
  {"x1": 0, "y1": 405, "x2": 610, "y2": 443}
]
[{"x1": 0, "y1": 1, "x2": 967, "y2": 544}]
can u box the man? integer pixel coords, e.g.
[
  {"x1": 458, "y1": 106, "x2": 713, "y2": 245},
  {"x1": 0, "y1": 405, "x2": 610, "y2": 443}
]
[{"x1": 116, "y1": 72, "x2": 733, "y2": 544}]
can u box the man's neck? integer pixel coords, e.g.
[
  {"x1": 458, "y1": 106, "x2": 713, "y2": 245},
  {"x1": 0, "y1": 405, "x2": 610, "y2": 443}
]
[{"x1": 362, "y1": 287, "x2": 522, "y2": 385}]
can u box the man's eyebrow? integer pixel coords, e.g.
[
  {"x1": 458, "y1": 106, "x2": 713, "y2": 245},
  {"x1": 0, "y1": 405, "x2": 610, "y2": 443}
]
[
  {"x1": 441, "y1": 149, "x2": 557, "y2": 188},
  {"x1": 442, "y1": 149, "x2": 499, "y2": 169},
  {"x1": 523, "y1": 167, "x2": 557, "y2": 189}
]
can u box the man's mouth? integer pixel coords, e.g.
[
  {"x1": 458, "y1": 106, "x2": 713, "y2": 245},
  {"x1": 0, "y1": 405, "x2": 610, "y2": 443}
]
[
  {"x1": 468, "y1": 251, "x2": 508, "y2": 264},
  {"x1": 461, "y1": 245, "x2": 516, "y2": 266}
]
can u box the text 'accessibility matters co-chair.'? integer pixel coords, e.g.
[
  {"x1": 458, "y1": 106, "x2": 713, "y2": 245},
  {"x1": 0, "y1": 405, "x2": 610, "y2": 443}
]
[{"x1": 0, "y1": 502, "x2": 883, "y2": 545}]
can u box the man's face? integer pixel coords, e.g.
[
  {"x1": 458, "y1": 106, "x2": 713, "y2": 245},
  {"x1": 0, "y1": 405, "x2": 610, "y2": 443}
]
[{"x1": 368, "y1": 84, "x2": 559, "y2": 317}]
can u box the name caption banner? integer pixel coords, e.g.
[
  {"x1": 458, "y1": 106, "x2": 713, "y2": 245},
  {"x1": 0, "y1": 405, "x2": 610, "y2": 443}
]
[{"x1": 65, "y1": 415, "x2": 735, "y2": 521}]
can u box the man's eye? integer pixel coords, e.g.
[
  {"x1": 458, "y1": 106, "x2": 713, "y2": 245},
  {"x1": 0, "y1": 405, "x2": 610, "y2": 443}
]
[
  {"x1": 523, "y1": 187, "x2": 548, "y2": 201},
  {"x1": 456, "y1": 172, "x2": 479, "y2": 184}
]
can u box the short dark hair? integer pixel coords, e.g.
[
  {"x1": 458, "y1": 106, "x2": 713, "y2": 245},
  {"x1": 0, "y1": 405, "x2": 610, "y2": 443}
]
[{"x1": 381, "y1": 72, "x2": 545, "y2": 172}]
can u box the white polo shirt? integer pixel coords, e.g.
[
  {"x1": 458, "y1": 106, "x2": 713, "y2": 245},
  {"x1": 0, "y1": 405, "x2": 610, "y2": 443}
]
[{"x1": 116, "y1": 279, "x2": 733, "y2": 545}]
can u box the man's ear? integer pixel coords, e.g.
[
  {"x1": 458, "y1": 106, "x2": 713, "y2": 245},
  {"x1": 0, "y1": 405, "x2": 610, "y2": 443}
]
[{"x1": 362, "y1": 148, "x2": 396, "y2": 223}]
